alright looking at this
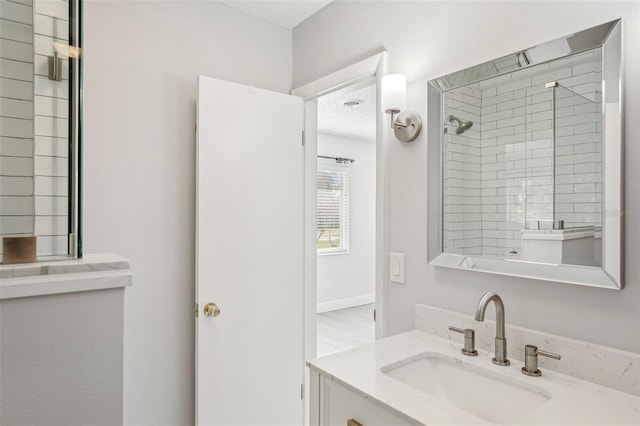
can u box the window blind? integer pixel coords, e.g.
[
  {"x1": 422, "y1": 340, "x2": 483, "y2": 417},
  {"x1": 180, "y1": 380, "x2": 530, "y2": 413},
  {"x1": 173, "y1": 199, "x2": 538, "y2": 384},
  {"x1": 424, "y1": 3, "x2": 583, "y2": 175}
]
[{"x1": 317, "y1": 164, "x2": 349, "y2": 254}]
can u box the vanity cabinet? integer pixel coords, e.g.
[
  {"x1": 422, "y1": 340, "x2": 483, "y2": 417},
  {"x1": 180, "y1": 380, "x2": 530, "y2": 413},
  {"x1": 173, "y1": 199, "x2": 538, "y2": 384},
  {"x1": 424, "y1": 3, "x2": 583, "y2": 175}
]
[
  {"x1": 310, "y1": 370, "x2": 415, "y2": 426},
  {"x1": 0, "y1": 255, "x2": 131, "y2": 426}
]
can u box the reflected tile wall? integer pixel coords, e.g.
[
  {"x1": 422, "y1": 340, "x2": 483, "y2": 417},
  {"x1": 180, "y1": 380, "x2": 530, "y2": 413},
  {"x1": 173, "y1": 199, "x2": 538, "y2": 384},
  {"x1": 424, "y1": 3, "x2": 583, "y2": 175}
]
[
  {"x1": 1, "y1": 0, "x2": 35, "y2": 257},
  {"x1": 443, "y1": 49, "x2": 603, "y2": 260},
  {"x1": 0, "y1": 0, "x2": 70, "y2": 258}
]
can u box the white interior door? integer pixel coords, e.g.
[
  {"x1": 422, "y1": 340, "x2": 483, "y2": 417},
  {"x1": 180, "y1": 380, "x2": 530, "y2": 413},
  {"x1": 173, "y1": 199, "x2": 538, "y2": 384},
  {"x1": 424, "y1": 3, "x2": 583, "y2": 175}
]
[{"x1": 196, "y1": 76, "x2": 304, "y2": 426}]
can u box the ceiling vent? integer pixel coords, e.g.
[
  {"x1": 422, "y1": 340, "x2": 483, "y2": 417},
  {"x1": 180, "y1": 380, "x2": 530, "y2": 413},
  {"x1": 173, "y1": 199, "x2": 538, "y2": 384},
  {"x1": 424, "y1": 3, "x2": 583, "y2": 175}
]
[{"x1": 342, "y1": 99, "x2": 364, "y2": 108}]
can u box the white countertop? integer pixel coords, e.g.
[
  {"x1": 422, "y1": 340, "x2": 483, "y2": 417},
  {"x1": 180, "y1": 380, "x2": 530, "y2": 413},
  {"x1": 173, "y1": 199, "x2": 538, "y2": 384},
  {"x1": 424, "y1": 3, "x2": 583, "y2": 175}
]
[
  {"x1": 307, "y1": 330, "x2": 640, "y2": 425},
  {"x1": 0, "y1": 253, "x2": 132, "y2": 299}
]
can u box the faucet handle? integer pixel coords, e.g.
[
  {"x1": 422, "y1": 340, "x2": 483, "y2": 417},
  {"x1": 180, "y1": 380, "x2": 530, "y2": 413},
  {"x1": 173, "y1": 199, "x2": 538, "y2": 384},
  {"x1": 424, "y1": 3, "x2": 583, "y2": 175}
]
[
  {"x1": 448, "y1": 326, "x2": 478, "y2": 356},
  {"x1": 521, "y1": 344, "x2": 561, "y2": 377}
]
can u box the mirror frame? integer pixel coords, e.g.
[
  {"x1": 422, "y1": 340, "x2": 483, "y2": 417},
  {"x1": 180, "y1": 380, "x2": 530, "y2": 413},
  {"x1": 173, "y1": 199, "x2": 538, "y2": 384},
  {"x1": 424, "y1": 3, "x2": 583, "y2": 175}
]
[{"x1": 427, "y1": 19, "x2": 623, "y2": 290}]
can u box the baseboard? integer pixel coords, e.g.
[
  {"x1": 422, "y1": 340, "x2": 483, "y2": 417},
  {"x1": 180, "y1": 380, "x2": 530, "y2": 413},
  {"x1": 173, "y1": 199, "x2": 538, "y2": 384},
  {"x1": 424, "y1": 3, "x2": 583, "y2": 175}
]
[{"x1": 317, "y1": 293, "x2": 375, "y2": 313}]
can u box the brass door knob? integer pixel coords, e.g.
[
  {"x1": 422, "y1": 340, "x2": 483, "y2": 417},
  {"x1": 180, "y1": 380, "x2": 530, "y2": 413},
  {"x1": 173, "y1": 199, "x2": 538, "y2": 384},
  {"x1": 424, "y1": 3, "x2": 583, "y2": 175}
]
[{"x1": 203, "y1": 303, "x2": 221, "y2": 317}]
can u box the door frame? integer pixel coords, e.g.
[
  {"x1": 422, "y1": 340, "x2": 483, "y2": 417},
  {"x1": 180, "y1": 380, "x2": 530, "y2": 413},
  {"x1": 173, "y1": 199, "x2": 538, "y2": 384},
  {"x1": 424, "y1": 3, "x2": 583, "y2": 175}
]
[{"x1": 292, "y1": 51, "x2": 389, "y2": 370}]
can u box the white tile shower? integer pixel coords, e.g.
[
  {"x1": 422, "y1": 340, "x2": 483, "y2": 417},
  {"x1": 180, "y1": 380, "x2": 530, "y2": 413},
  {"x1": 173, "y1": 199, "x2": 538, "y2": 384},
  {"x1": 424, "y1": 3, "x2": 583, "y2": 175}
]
[
  {"x1": 0, "y1": 0, "x2": 70, "y2": 257},
  {"x1": 443, "y1": 50, "x2": 602, "y2": 259}
]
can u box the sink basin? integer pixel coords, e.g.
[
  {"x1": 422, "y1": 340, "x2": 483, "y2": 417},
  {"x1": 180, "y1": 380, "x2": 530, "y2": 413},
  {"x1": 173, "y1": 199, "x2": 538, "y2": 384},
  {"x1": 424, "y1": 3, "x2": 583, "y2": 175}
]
[{"x1": 381, "y1": 352, "x2": 551, "y2": 424}]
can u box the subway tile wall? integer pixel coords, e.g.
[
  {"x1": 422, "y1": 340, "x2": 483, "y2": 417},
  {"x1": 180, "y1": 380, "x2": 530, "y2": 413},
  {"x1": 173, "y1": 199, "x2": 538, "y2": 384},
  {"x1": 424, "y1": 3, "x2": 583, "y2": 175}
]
[
  {"x1": 0, "y1": 0, "x2": 69, "y2": 258},
  {"x1": 442, "y1": 86, "x2": 482, "y2": 256},
  {"x1": 33, "y1": 0, "x2": 69, "y2": 256},
  {"x1": 443, "y1": 50, "x2": 602, "y2": 260},
  {"x1": 1, "y1": 0, "x2": 35, "y2": 248}
]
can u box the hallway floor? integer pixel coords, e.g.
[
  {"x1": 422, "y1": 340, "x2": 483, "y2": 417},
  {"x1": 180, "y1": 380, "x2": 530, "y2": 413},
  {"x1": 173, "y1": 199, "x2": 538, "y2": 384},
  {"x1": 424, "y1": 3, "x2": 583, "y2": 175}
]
[{"x1": 316, "y1": 303, "x2": 375, "y2": 357}]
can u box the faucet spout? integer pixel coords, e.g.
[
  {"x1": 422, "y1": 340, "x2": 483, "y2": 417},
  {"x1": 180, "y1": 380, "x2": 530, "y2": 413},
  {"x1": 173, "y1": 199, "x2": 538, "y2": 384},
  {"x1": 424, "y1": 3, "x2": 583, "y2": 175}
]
[
  {"x1": 475, "y1": 292, "x2": 506, "y2": 339},
  {"x1": 475, "y1": 291, "x2": 510, "y2": 366}
]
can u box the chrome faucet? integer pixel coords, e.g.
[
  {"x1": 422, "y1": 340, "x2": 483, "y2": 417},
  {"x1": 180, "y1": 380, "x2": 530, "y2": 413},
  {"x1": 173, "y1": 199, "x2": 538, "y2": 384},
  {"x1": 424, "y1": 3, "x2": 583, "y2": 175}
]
[{"x1": 475, "y1": 292, "x2": 510, "y2": 366}]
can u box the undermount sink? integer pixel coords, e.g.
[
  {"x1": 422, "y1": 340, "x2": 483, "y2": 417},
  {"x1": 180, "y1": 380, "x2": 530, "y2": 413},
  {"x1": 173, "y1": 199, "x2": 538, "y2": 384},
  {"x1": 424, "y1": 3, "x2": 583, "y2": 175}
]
[{"x1": 381, "y1": 352, "x2": 552, "y2": 424}]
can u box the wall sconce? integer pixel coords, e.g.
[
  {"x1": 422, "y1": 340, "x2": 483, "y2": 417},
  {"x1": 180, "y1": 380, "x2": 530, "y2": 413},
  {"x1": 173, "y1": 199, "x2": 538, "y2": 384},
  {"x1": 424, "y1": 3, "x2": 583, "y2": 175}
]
[
  {"x1": 48, "y1": 43, "x2": 82, "y2": 82},
  {"x1": 381, "y1": 74, "x2": 422, "y2": 142}
]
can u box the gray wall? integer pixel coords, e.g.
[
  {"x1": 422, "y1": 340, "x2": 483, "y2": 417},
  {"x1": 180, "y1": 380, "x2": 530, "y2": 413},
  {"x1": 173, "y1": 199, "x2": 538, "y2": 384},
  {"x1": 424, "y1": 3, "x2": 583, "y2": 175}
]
[
  {"x1": 83, "y1": 2, "x2": 292, "y2": 424},
  {"x1": 0, "y1": 289, "x2": 125, "y2": 426},
  {"x1": 294, "y1": 1, "x2": 640, "y2": 353}
]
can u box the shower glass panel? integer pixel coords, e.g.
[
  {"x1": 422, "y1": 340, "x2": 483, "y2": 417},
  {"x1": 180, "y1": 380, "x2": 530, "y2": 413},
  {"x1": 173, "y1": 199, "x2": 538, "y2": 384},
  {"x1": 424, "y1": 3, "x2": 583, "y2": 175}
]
[
  {"x1": 519, "y1": 82, "x2": 602, "y2": 266},
  {"x1": 552, "y1": 85, "x2": 602, "y2": 230},
  {"x1": 524, "y1": 84, "x2": 555, "y2": 230},
  {"x1": 441, "y1": 48, "x2": 603, "y2": 266},
  {"x1": 523, "y1": 83, "x2": 602, "y2": 232}
]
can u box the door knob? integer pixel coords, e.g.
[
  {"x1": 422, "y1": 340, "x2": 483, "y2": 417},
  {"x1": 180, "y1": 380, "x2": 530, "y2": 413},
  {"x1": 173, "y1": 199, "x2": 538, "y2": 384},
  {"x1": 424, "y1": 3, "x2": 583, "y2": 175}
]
[{"x1": 203, "y1": 303, "x2": 221, "y2": 317}]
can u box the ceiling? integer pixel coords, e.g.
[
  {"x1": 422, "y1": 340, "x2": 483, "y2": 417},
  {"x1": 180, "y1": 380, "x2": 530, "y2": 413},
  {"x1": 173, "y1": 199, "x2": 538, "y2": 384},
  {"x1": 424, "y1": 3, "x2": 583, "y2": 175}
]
[
  {"x1": 318, "y1": 84, "x2": 376, "y2": 140},
  {"x1": 219, "y1": 0, "x2": 334, "y2": 29}
]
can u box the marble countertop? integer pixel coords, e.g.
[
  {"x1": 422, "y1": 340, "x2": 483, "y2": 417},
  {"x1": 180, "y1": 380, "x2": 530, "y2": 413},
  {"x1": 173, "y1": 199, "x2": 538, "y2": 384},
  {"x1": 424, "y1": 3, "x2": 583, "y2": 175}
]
[
  {"x1": 0, "y1": 253, "x2": 132, "y2": 299},
  {"x1": 307, "y1": 330, "x2": 640, "y2": 425},
  {"x1": 0, "y1": 253, "x2": 130, "y2": 279}
]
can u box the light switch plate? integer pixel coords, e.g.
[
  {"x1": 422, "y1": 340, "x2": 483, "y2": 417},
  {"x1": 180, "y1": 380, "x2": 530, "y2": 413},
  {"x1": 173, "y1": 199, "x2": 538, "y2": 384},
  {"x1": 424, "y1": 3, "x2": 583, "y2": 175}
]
[{"x1": 389, "y1": 253, "x2": 405, "y2": 284}]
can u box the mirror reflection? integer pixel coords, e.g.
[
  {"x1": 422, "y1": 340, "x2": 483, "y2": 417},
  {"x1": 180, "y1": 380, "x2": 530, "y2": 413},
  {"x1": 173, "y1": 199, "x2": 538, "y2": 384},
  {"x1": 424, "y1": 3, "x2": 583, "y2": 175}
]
[
  {"x1": 442, "y1": 48, "x2": 604, "y2": 267},
  {"x1": 428, "y1": 19, "x2": 622, "y2": 288},
  {"x1": 0, "y1": 0, "x2": 80, "y2": 262}
]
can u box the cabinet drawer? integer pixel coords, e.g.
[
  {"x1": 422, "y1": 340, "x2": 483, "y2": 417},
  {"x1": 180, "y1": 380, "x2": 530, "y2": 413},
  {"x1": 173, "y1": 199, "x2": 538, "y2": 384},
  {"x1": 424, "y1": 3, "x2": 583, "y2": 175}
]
[{"x1": 320, "y1": 377, "x2": 414, "y2": 426}]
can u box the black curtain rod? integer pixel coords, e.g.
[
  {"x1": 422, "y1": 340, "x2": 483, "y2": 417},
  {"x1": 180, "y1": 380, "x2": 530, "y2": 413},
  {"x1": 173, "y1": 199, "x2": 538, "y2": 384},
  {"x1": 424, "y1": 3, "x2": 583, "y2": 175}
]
[{"x1": 317, "y1": 155, "x2": 355, "y2": 164}]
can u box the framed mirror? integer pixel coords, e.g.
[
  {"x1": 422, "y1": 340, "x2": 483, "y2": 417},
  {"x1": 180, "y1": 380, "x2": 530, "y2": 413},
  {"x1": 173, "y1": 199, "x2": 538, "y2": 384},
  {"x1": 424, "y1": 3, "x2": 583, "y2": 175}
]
[
  {"x1": 0, "y1": 0, "x2": 83, "y2": 262},
  {"x1": 427, "y1": 20, "x2": 623, "y2": 289}
]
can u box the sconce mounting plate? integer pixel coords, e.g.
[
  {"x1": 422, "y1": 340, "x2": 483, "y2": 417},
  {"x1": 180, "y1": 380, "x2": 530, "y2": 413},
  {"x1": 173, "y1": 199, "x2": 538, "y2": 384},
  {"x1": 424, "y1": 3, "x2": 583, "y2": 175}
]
[{"x1": 394, "y1": 111, "x2": 422, "y2": 142}]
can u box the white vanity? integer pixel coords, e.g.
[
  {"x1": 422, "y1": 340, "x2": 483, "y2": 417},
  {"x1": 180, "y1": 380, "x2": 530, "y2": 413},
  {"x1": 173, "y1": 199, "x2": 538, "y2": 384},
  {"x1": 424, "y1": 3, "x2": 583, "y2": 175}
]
[
  {"x1": 308, "y1": 304, "x2": 640, "y2": 426},
  {"x1": 0, "y1": 254, "x2": 132, "y2": 426}
]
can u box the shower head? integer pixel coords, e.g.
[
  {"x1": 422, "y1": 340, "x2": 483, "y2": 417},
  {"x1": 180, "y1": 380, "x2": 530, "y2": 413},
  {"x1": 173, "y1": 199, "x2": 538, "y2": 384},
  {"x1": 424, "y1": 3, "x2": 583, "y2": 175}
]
[
  {"x1": 455, "y1": 120, "x2": 473, "y2": 134},
  {"x1": 448, "y1": 114, "x2": 474, "y2": 135}
]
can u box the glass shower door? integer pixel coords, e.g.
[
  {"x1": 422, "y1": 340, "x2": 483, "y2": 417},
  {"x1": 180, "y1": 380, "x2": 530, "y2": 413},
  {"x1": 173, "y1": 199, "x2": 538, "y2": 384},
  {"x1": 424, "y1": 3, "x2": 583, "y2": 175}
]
[
  {"x1": 552, "y1": 84, "x2": 602, "y2": 230},
  {"x1": 521, "y1": 82, "x2": 603, "y2": 266},
  {"x1": 524, "y1": 82, "x2": 602, "y2": 231},
  {"x1": 524, "y1": 84, "x2": 555, "y2": 230}
]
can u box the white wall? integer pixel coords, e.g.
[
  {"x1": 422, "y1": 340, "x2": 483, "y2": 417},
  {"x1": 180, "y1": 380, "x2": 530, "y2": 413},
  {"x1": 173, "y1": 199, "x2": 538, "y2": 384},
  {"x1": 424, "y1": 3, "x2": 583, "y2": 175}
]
[
  {"x1": 83, "y1": 2, "x2": 291, "y2": 424},
  {"x1": 1, "y1": 288, "x2": 125, "y2": 426},
  {"x1": 294, "y1": 1, "x2": 640, "y2": 353},
  {"x1": 317, "y1": 132, "x2": 376, "y2": 311}
]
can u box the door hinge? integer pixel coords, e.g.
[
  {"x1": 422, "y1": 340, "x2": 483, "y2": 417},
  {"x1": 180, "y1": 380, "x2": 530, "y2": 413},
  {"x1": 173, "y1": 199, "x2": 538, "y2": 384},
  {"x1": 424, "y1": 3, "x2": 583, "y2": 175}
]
[
  {"x1": 301, "y1": 383, "x2": 304, "y2": 400},
  {"x1": 301, "y1": 130, "x2": 305, "y2": 147},
  {"x1": 195, "y1": 303, "x2": 199, "y2": 317},
  {"x1": 374, "y1": 309, "x2": 376, "y2": 322}
]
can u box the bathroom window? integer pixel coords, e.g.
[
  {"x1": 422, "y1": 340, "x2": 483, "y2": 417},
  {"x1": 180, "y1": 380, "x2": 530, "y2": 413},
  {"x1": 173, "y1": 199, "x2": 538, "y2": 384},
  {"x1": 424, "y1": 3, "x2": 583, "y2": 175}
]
[{"x1": 317, "y1": 164, "x2": 350, "y2": 254}]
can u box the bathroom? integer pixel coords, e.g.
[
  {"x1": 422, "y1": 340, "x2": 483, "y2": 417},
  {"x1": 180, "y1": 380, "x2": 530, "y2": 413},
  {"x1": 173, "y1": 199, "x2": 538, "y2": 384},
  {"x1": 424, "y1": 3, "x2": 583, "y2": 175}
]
[{"x1": 0, "y1": 1, "x2": 638, "y2": 425}]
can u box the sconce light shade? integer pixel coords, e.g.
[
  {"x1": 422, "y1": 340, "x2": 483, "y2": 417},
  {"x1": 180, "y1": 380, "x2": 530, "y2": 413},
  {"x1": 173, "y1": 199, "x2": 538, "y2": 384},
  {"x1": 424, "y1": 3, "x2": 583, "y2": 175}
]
[
  {"x1": 381, "y1": 74, "x2": 422, "y2": 142},
  {"x1": 381, "y1": 74, "x2": 406, "y2": 113}
]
